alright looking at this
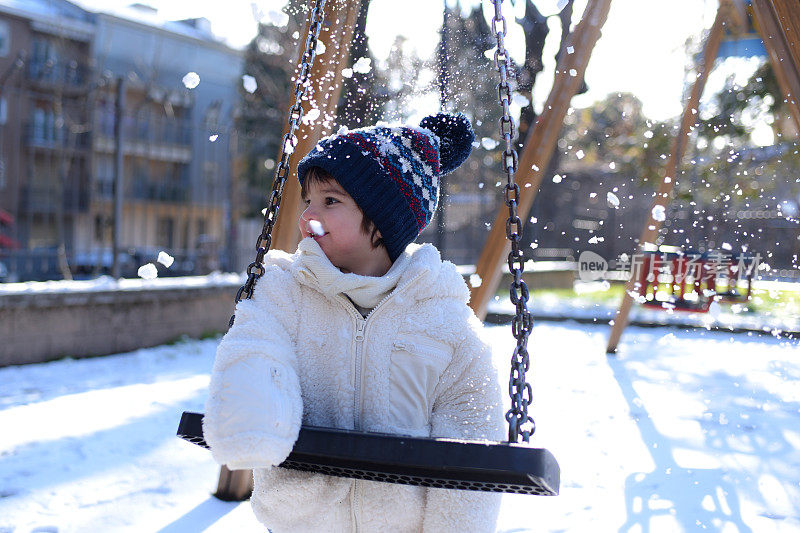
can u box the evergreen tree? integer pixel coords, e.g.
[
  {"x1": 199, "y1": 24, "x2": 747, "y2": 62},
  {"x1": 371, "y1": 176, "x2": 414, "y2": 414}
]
[
  {"x1": 335, "y1": 0, "x2": 389, "y2": 129},
  {"x1": 430, "y1": 3, "x2": 505, "y2": 262},
  {"x1": 237, "y1": 2, "x2": 307, "y2": 217},
  {"x1": 381, "y1": 35, "x2": 425, "y2": 122}
]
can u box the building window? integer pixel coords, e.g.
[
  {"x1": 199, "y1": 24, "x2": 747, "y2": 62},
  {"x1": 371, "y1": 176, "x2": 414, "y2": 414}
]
[
  {"x1": 0, "y1": 97, "x2": 6, "y2": 125},
  {"x1": 157, "y1": 216, "x2": 174, "y2": 249},
  {"x1": 94, "y1": 214, "x2": 107, "y2": 241},
  {"x1": 94, "y1": 154, "x2": 114, "y2": 198},
  {"x1": 197, "y1": 218, "x2": 206, "y2": 237},
  {"x1": 0, "y1": 21, "x2": 9, "y2": 58}
]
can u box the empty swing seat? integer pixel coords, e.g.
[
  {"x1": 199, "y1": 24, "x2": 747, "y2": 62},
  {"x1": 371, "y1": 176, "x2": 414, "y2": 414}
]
[{"x1": 177, "y1": 411, "x2": 559, "y2": 496}]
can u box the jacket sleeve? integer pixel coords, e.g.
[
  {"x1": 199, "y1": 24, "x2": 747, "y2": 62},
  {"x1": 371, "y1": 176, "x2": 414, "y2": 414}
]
[
  {"x1": 203, "y1": 263, "x2": 303, "y2": 471},
  {"x1": 422, "y1": 313, "x2": 505, "y2": 533}
]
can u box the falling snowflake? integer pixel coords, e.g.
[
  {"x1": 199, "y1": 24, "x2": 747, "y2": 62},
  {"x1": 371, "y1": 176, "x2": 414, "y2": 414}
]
[
  {"x1": 352, "y1": 57, "x2": 372, "y2": 74},
  {"x1": 511, "y1": 93, "x2": 530, "y2": 107},
  {"x1": 242, "y1": 75, "x2": 257, "y2": 94},
  {"x1": 137, "y1": 264, "x2": 158, "y2": 280},
  {"x1": 182, "y1": 72, "x2": 200, "y2": 90},
  {"x1": 651, "y1": 205, "x2": 666, "y2": 222},
  {"x1": 607, "y1": 192, "x2": 620, "y2": 209},
  {"x1": 481, "y1": 137, "x2": 499, "y2": 150},
  {"x1": 157, "y1": 251, "x2": 174, "y2": 268},
  {"x1": 302, "y1": 108, "x2": 321, "y2": 124}
]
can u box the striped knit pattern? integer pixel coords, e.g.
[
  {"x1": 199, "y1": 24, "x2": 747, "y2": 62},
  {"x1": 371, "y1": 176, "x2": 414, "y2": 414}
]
[{"x1": 342, "y1": 127, "x2": 440, "y2": 231}]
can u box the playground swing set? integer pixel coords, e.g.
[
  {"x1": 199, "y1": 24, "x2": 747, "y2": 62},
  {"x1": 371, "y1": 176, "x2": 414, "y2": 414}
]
[
  {"x1": 634, "y1": 248, "x2": 756, "y2": 313},
  {"x1": 176, "y1": 0, "x2": 800, "y2": 503}
]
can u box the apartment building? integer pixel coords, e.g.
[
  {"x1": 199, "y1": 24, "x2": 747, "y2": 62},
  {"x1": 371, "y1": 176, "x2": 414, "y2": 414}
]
[{"x1": 0, "y1": 0, "x2": 243, "y2": 280}]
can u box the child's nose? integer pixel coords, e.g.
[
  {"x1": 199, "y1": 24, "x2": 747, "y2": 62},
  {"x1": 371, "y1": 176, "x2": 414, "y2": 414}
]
[
  {"x1": 301, "y1": 205, "x2": 316, "y2": 221},
  {"x1": 298, "y1": 206, "x2": 316, "y2": 231}
]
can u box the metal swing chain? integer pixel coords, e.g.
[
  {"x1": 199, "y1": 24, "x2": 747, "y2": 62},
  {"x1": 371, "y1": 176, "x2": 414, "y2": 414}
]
[
  {"x1": 230, "y1": 0, "x2": 327, "y2": 326},
  {"x1": 490, "y1": 0, "x2": 536, "y2": 443}
]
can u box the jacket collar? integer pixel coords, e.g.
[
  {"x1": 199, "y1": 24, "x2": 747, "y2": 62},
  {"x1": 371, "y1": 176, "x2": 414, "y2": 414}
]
[{"x1": 290, "y1": 238, "x2": 468, "y2": 305}]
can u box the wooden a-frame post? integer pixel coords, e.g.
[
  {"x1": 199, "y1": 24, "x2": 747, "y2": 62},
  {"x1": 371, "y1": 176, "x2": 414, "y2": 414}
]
[
  {"x1": 270, "y1": 0, "x2": 363, "y2": 253},
  {"x1": 751, "y1": 0, "x2": 800, "y2": 133},
  {"x1": 604, "y1": 7, "x2": 726, "y2": 354},
  {"x1": 213, "y1": 0, "x2": 362, "y2": 502},
  {"x1": 607, "y1": 0, "x2": 800, "y2": 354},
  {"x1": 468, "y1": 0, "x2": 613, "y2": 320}
]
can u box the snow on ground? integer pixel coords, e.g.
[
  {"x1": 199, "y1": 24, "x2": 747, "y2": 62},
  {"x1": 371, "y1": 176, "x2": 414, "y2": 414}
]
[
  {"x1": 0, "y1": 273, "x2": 243, "y2": 295},
  {"x1": 1, "y1": 322, "x2": 799, "y2": 532}
]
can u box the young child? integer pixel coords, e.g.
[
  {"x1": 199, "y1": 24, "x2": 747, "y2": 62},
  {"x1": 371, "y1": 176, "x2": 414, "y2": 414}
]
[{"x1": 204, "y1": 112, "x2": 504, "y2": 532}]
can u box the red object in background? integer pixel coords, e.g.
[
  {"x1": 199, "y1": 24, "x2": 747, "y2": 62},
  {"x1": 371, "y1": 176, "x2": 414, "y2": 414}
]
[
  {"x1": 0, "y1": 234, "x2": 20, "y2": 248},
  {"x1": 638, "y1": 251, "x2": 713, "y2": 313},
  {"x1": 0, "y1": 209, "x2": 13, "y2": 227},
  {"x1": 0, "y1": 208, "x2": 20, "y2": 249}
]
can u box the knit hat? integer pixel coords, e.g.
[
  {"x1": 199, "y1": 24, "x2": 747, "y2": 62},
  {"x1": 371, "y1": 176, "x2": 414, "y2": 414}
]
[{"x1": 297, "y1": 112, "x2": 474, "y2": 262}]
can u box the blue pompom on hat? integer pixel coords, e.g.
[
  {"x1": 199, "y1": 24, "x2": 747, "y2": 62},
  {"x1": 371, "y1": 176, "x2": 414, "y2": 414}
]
[{"x1": 297, "y1": 112, "x2": 474, "y2": 262}]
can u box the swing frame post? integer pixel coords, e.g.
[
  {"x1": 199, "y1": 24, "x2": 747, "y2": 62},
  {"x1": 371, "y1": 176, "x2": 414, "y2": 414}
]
[
  {"x1": 750, "y1": 0, "x2": 800, "y2": 133},
  {"x1": 605, "y1": 7, "x2": 724, "y2": 354},
  {"x1": 270, "y1": 0, "x2": 363, "y2": 253},
  {"x1": 213, "y1": 465, "x2": 254, "y2": 502},
  {"x1": 468, "y1": 0, "x2": 613, "y2": 320}
]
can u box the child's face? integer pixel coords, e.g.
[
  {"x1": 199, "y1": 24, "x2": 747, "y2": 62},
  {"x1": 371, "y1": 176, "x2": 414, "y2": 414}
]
[{"x1": 299, "y1": 178, "x2": 390, "y2": 276}]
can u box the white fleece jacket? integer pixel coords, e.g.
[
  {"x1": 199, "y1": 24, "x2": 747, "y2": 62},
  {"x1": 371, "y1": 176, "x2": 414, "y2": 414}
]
[{"x1": 204, "y1": 238, "x2": 505, "y2": 532}]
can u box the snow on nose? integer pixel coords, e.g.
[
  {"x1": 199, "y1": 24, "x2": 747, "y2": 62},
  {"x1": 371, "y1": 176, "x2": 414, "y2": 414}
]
[{"x1": 308, "y1": 219, "x2": 325, "y2": 236}]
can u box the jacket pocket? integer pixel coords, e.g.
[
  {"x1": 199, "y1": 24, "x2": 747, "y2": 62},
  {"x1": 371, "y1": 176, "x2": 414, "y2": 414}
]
[{"x1": 389, "y1": 336, "x2": 452, "y2": 432}]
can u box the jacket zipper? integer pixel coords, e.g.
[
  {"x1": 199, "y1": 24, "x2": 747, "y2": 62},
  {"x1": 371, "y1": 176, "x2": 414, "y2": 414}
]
[
  {"x1": 352, "y1": 317, "x2": 365, "y2": 533},
  {"x1": 353, "y1": 318, "x2": 366, "y2": 431},
  {"x1": 337, "y1": 272, "x2": 424, "y2": 533}
]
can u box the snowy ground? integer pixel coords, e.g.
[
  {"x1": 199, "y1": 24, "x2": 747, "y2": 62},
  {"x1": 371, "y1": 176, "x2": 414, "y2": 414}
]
[{"x1": 1, "y1": 322, "x2": 799, "y2": 532}]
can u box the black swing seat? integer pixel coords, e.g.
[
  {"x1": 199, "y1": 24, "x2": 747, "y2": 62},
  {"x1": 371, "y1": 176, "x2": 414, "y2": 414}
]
[{"x1": 178, "y1": 411, "x2": 559, "y2": 496}]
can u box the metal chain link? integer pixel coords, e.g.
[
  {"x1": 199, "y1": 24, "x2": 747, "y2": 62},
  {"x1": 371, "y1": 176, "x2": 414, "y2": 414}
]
[
  {"x1": 230, "y1": 0, "x2": 327, "y2": 327},
  {"x1": 490, "y1": 0, "x2": 536, "y2": 443}
]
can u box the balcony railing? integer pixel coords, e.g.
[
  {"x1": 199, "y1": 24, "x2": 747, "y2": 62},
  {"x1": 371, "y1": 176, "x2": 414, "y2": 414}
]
[
  {"x1": 19, "y1": 184, "x2": 89, "y2": 213},
  {"x1": 93, "y1": 180, "x2": 114, "y2": 200},
  {"x1": 129, "y1": 178, "x2": 189, "y2": 203},
  {"x1": 26, "y1": 60, "x2": 89, "y2": 89},
  {"x1": 94, "y1": 114, "x2": 192, "y2": 148},
  {"x1": 25, "y1": 124, "x2": 91, "y2": 151}
]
